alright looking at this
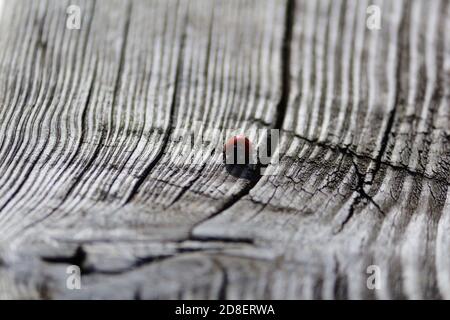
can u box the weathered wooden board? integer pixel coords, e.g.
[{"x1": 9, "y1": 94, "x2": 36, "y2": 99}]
[{"x1": 0, "y1": 0, "x2": 448, "y2": 299}]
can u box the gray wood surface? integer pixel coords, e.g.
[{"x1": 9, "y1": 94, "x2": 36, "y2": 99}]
[{"x1": 0, "y1": 0, "x2": 448, "y2": 299}]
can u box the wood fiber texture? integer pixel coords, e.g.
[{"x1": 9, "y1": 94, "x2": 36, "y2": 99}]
[{"x1": 0, "y1": 0, "x2": 448, "y2": 299}]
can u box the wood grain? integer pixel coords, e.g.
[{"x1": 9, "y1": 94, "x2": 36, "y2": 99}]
[{"x1": 0, "y1": 0, "x2": 448, "y2": 299}]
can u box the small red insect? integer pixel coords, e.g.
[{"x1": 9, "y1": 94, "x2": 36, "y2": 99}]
[{"x1": 223, "y1": 135, "x2": 253, "y2": 165}]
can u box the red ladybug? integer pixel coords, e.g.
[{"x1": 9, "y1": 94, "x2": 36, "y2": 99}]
[{"x1": 223, "y1": 135, "x2": 253, "y2": 165}]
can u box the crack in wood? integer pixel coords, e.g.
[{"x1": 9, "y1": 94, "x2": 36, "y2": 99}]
[
  {"x1": 284, "y1": 130, "x2": 448, "y2": 186},
  {"x1": 337, "y1": 1, "x2": 409, "y2": 232},
  {"x1": 124, "y1": 5, "x2": 189, "y2": 204},
  {"x1": 188, "y1": 0, "x2": 296, "y2": 234}
]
